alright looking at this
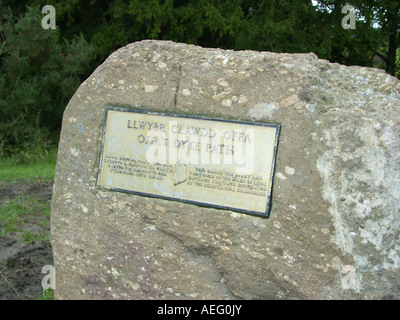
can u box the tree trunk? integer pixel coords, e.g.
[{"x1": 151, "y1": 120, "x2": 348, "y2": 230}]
[
  {"x1": 385, "y1": 4, "x2": 399, "y2": 76},
  {"x1": 386, "y1": 23, "x2": 397, "y2": 76}
]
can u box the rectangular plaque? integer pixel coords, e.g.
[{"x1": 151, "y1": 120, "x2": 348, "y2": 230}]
[{"x1": 97, "y1": 106, "x2": 280, "y2": 217}]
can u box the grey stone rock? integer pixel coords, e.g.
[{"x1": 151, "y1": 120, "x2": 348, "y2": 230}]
[{"x1": 51, "y1": 40, "x2": 400, "y2": 299}]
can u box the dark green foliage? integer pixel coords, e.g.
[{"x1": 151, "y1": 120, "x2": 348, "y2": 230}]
[
  {"x1": 0, "y1": 4, "x2": 94, "y2": 158},
  {"x1": 316, "y1": 0, "x2": 400, "y2": 76},
  {"x1": 31, "y1": 0, "x2": 398, "y2": 76},
  {"x1": 0, "y1": 1, "x2": 398, "y2": 157}
]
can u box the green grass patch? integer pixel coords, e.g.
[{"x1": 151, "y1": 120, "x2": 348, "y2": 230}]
[
  {"x1": 0, "y1": 147, "x2": 57, "y2": 182},
  {"x1": 0, "y1": 197, "x2": 31, "y2": 235},
  {"x1": 21, "y1": 230, "x2": 50, "y2": 244},
  {"x1": 0, "y1": 196, "x2": 51, "y2": 242},
  {"x1": 36, "y1": 289, "x2": 54, "y2": 300}
]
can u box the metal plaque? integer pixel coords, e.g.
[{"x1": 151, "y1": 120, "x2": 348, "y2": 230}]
[{"x1": 97, "y1": 106, "x2": 280, "y2": 217}]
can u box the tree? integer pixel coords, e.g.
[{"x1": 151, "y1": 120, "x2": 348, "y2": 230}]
[
  {"x1": 365, "y1": 0, "x2": 400, "y2": 77},
  {"x1": 0, "y1": 5, "x2": 94, "y2": 156},
  {"x1": 1, "y1": 1, "x2": 398, "y2": 156},
  {"x1": 315, "y1": 0, "x2": 400, "y2": 77}
]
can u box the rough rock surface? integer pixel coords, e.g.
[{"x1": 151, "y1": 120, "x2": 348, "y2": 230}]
[{"x1": 51, "y1": 40, "x2": 400, "y2": 299}]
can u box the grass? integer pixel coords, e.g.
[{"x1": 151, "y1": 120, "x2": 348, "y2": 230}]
[
  {"x1": 0, "y1": 146, "x2": 55, "y2": 240},
  {"x1": 0, "y1": 147, "x2": 57, "y2": 182},
  {"x1": 37, "y1": 289, "x2": 54, "y2": 300},
  {"x1": 0, "y1": 196, "x2": 51, "y2": 242},
  {"x1": 0, "y1": 148, "x2": 57, "y2": 300},
  {"x1": 21, "y1": 230, "x2": 50, "y2": 243}
]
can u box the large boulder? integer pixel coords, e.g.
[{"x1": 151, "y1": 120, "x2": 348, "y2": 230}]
[{"x1": 51, "y1": 40, "x2": 400, "y2": 299}]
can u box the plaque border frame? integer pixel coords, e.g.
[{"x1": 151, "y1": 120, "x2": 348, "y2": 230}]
[{"x1": 97, "y1": 105, "x2": 281, "y2": 218}]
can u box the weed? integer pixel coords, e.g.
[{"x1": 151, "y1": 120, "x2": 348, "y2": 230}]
[
  {"x1": 6, "y1": 260, "x2": 13, "y2": 268},
  {"x1": 37, "y1": 288, "x2": 54, "y2": 300}
]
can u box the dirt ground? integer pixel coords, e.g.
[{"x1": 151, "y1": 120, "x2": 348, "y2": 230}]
[{"x1": 0, "y1": 179, "x2": 54, "y2": 300}]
